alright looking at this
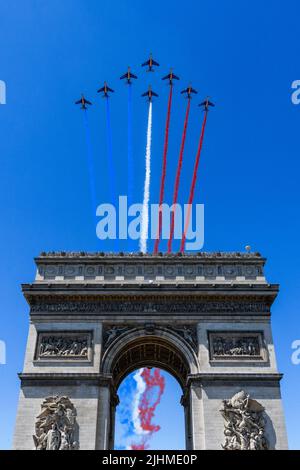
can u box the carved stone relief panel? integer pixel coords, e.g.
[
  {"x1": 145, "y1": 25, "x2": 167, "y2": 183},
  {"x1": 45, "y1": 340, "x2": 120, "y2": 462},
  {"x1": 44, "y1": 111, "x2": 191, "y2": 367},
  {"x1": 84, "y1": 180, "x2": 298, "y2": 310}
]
[
  {"x1": 35, "y1": 331, "x2": 92, "y2": 361},
  {"x1": 209, "y1": 331, "x2": 266, "y2": 361}
]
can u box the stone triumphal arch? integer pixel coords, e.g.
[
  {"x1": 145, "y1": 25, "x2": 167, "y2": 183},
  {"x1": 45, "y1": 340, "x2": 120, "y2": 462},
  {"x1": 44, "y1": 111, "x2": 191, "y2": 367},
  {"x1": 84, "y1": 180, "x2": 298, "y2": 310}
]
[{"x1": 14, "y1": 252, "x2": 288, "y2": 449}]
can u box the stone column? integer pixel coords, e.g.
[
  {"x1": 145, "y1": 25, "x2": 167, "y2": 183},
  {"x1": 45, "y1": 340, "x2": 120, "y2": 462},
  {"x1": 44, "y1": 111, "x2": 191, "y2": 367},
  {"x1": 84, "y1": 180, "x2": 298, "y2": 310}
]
[
  {"x1": 180, "y1": 389, "x2": 192, "y2": 450},
  {"x1": 95, "y1": 379, "x2": 113, "y2": 450},
  {"x1": 187, "y1": 377, "x2": 205, "y2": 450},
  {"x1": 108, "y1": 391, "x2": 120, "y2": 450}
]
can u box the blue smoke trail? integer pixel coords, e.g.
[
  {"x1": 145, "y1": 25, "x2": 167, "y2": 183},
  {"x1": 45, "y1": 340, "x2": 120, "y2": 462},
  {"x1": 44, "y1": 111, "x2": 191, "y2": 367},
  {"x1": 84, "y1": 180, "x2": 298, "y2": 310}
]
[
  {"x1": 83, "y1": 110, "x2": 97, "y2": 224},
  {"x1": 128, "y1": 85, "x2": 134, "y2": 207},
  {"x1": 105, "y1": 97, "x2": 119, "y2": 251},
  {"x1": 127, "y1": 85, "x2": 134, "y2": 252}
]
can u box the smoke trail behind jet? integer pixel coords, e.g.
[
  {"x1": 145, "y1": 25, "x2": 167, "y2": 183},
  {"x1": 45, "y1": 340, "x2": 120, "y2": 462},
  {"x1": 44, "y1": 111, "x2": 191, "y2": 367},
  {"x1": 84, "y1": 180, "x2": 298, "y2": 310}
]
[
  {"x1": 130, "y1": 368, "x2": 165, "y2": 450},
  {"x1": 132, "y1": 368, "x2": 147, "y2": 436},
  {"x1": 82, "y1": 110, "x2": 97, "y2": 221},
  {"x1": 140, "y1": 102, "x2": 152, "y2": 253},
  {"x1": 128, "y1": 85, "x2": 134, "y2": 206}
]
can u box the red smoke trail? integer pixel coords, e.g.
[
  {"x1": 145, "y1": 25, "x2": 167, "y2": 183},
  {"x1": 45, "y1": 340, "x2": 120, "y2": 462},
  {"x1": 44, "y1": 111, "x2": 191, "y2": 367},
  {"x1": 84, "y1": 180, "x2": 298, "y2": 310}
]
[
  {"x1": 180, "y1": 110, "x2": 208, "y2": 253},
  {"x1": 167, "y1": 99, "x2": 191, "y2": 253},
  {"x1": 154, "y1": 85, "x2": 173, "y2": 254},
  {"x1": 131, "y1": 440, "x2": 148, "y2": 450},
  {"x1": 131, "y1": 368, "x2": 165, "y2": 450},
  {"x1": 139, "y1": 368, "x2": 165, "y2": 432}
]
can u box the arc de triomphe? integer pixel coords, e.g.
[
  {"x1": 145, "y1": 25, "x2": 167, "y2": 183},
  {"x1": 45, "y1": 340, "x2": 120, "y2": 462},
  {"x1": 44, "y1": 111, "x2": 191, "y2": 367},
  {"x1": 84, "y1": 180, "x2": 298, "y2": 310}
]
[{"x1": 13, "y1": 252, "x2": 288, "y2": 450}]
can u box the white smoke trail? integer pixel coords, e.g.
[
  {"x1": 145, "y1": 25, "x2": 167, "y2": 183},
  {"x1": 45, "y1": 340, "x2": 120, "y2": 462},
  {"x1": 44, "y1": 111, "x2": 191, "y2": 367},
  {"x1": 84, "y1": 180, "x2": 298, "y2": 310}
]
[
  {"x1": 132, "y1": 368, "x2": 148, "y2": 436},
  {"x1": 140, "y1": 102, "x2": 152, "y2": 253}
]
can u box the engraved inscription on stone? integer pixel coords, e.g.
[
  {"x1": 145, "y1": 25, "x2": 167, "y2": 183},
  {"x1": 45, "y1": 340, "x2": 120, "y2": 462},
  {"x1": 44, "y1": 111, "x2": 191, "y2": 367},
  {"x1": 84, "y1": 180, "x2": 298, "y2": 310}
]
[
  {"x1": 35, "y1": 332, "x2": 92, "y2": 360},
  {"x1": 33, "y1": 396, "x2": 78, "y2": 450},
  {"x1": 209, "y1": 332, "x2": 265, "y2": 360},
  {"x1": 220, "y1": 390, "x2": 269, "y2": 450}
]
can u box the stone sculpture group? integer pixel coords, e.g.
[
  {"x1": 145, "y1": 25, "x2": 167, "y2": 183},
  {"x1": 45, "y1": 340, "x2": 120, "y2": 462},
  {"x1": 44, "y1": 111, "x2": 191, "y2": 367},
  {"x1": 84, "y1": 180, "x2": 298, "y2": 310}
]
[
  {"x1": 33, "y1": 396, "x2": 78, "y2": 450},
  {"x1": 220, "y1": 391, "x2": 269, "y2": 450}
]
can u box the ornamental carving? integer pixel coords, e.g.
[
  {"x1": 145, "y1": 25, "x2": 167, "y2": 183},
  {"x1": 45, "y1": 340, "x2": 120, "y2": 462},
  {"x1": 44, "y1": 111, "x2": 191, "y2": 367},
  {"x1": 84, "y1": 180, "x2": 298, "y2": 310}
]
[
  {"x1": 220, "y1": 391, "x2": 269, "y2": 450},
  {"x1": 168, "y1": 325, "x2": 197, "y2": 349},
  {"x1": 33, "y1": 396, "x2": 78, "y2": 450},
  {"x1": 210, "y1": 332, "x2": 264, "y2": 360},
  {"x1": 30, "y1": 300, "x2": 270, "y2": 314},
  {"x1": 102, "y1": 324, "x2": 197, "y2": 351},
  {"x1": 36, "y1": 333, "x2": 91, "y2": 360},
  {"x1": 38, "y1": 251, "x2": 262, "y2": 259},
  {"x1": 103, "y1": 326, "x2": 131, "y2": 348}
]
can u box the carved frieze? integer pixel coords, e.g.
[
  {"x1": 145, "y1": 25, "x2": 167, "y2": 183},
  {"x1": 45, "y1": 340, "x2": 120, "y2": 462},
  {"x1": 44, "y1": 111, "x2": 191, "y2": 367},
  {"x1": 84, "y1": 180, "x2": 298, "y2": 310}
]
[
  {"x1": 220, "y1": 390, "x2": 269, "y2": 450},
  {"x1": 33, "y1": 396, "x2": 78, "y2": 450},
  {"x1": 30, "y1": 298, "x2": 270, "y2": 314},
  {"x1": 209, "y1": 332, "x2": 266, "y2": 361},
  {"x1": 35, "y1": 332, "x2": 92, "y2": 361}
]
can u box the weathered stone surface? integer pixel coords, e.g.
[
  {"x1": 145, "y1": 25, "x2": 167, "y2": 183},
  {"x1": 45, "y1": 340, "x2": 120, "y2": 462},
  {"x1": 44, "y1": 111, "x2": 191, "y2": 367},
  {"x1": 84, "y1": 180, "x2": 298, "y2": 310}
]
[{"x1": 13, "y1": 253, "x2": 288, "y2": 450}]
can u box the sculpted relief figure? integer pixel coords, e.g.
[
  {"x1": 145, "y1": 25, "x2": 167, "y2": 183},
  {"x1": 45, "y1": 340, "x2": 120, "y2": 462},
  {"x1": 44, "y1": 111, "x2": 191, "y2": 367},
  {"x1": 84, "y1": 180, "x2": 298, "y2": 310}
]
[
  {"x1": 171, "y1": 326, "x2": 197, "y2": 348},
  {"x1": 104, "y1": 326, "x2": 129, "y2": 348},
  {"x1": 33, "y1": 396, "x2": 78, "y2": 450},
  {"x1": 220, "y1": 390, "x2": 269, "y2": 450}
]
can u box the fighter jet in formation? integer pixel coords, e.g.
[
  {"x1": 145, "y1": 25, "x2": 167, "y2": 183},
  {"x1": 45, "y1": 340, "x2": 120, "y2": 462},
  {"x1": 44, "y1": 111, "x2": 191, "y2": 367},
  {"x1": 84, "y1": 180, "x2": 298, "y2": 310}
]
[
  {"x1": 141, "y1": 85, "x2": 158, "y2": 102},
  {"x1": 142, "y1": 53, "x2": 159, "y2": 72},
  {"x1": 120, "y1": 66, "x2": 138, "y2": 85},
  {"x1": 181, "y1": 84, "x2": 198, "y2": 99},
  {"x1": 199, "y1": 97, "x2": 215, "y2": 111},
  {"x1": 97, "y1": 82, "x2": 114, "y2": 98},
  {"x1": 162, "y1": 68, "x2": 180, "y2": 85},
  {"x1": 75, "y1": 94, "x2": 92, "y2": 110}
]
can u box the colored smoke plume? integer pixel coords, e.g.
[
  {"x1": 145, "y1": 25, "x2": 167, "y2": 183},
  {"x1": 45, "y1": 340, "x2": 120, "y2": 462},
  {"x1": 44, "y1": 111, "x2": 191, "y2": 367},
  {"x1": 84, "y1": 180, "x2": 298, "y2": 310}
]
[
  {"x1": 140, "y1": 102, "x2": 152, "y2": 254},
  {"x1": 130, "y1": 368, "x2": 165, "y2": 450},
  {"x1": 154, "y1": 85, "x2": 173, "y2": 253}
]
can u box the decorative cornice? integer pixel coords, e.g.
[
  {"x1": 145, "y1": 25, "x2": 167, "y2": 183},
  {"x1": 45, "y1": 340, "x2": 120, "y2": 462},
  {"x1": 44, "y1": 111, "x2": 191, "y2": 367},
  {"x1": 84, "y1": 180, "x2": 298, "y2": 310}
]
[
  {"x1": 23, "y1": 284, "x2": 277, "y2": 293},
  {"x1": 186, "y1": 372, "x2": 283, "y2": 386},
  {"x1": 18, "y1": 373, "x2": 113, "y2": 387}
]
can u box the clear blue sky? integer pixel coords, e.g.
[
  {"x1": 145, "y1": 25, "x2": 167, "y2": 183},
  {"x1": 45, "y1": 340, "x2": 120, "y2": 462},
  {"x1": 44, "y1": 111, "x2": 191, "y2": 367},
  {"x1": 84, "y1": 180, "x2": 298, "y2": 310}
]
[{"x1": 0, "y1": 0, "x2": 300, "y2": 449}]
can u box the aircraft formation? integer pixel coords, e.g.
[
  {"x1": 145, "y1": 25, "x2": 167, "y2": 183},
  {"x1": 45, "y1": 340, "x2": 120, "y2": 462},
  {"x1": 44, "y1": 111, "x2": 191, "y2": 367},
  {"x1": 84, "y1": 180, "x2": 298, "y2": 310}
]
[{"x1": 75, "y1": 53, "x2": 214, "y2": 108}]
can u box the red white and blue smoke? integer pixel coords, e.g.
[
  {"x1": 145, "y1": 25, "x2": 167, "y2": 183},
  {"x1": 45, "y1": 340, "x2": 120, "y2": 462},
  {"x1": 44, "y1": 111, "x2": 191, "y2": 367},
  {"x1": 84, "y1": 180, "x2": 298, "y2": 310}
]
[{"x1": 115, "y1": 368, "x2": 165, "y2": 450}]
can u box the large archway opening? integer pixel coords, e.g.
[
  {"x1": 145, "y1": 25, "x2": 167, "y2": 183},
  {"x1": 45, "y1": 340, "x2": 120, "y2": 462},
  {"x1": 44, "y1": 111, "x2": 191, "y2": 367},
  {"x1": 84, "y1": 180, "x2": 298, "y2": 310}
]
[
  {"x1": 114, "y1": 367, "x2": 185, "y2": 450},
  {"x1": 101, "y1": 327, "x2": 200, "y2": 450}
]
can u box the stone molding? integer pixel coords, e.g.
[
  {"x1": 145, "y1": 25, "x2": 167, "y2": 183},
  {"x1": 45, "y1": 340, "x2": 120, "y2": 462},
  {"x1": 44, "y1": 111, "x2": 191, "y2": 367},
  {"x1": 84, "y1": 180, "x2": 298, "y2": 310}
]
[
  {"x1": 18, "y1": 373, "x2": 113, "y2": 387},
  {"x1": 186, "y1": 373, "x2": 283, "y2": 386}
]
